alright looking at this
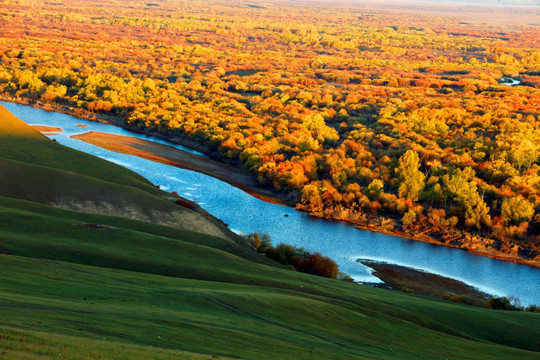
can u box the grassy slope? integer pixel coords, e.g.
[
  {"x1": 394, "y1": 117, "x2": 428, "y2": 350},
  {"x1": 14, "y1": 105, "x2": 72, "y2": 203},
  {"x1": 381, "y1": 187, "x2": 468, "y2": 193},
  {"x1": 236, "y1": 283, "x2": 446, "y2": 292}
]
[
  {"x1": 0, "y1": 105, "x2": 539, "y2": 359},
  {"x1": 0, "y1": 104, "x2": 237, "y2": 240},
  {"x1": 0, "y1": 326, "x2": 234, "y2": 360},
  {"x1": 0, "y1": 105, "x2": 159, "y2": 192}
]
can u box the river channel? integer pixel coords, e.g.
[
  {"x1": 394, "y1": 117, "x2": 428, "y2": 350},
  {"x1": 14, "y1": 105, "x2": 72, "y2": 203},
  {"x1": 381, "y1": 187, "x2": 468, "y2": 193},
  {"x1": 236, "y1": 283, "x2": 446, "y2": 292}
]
[{"x1": 3, "y1": 101, "x2": 539, "y2": 306}]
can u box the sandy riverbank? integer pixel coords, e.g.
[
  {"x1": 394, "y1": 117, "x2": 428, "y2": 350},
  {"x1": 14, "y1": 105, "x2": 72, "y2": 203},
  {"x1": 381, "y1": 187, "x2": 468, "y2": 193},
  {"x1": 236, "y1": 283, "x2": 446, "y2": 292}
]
[
  {"x1": 71, "y1": 131, "x2": 289, "y2": 205},
  {"x1": 32, "y1": 125, "x2": 63, "y2": 134}
]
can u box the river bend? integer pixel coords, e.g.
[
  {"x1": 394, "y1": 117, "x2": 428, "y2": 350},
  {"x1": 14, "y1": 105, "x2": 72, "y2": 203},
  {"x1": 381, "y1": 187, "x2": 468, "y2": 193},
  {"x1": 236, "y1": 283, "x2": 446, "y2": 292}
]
[{"x1": 3, "y1": 101, "x2": 539, "y2": 306}]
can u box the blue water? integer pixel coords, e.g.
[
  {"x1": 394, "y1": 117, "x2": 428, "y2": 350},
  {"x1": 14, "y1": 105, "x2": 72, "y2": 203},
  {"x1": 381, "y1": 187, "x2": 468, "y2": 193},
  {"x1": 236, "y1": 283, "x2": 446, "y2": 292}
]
[{"x1": 3, "y1": 101, "x2": 539, "y2": 306}]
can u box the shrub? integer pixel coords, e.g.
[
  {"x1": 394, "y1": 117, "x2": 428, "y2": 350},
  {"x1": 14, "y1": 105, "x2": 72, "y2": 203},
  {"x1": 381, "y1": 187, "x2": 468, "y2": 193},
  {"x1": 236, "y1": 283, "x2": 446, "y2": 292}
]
[
  {"x1": 337, "y1": 271, "x2": 354, "y2": 282},
  {"x1": 402, "y1": 209, "x2": 417, "y2": 227},
  {"x1": 245, "y1": 233, "x2": 343, "y2": 280},
  {"x1": 266, "y1": 243, "x2": 302, "y2": 266},
  {"x1": 247, "y1": 233, "x2": 272, "y2": 253},
  {"x1": 486, "y1": 296, "x2": 522, "y2": 311},
  {"x1": 501, "y1": 197, "x2": 535, "y2": 225},
  {"x1": 175, "y1": 198, "x2": 194, "y2": 209},
  {"x1": 300, "y1": 253, "x2": 339, "y2": 279}
]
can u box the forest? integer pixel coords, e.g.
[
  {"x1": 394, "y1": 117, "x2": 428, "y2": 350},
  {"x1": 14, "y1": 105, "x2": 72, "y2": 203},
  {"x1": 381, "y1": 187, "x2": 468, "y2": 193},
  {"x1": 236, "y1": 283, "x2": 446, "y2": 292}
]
[{"x1": 0, "y1": 0, "x2": 538, "y2": 265}]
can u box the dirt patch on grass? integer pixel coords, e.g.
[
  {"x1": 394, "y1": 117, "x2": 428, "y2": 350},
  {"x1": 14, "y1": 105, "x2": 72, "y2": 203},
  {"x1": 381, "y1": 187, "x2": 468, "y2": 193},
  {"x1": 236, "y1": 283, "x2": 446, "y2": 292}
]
[
  {"x1": 31, "y1": 125, "x2": 62, "y2": 134},
  {"x1": 71, "y1": 131, "x2": 290, "y2": 205},
  {"x1": 359, "y1": 259, "x2": 491, "y2": 307}
]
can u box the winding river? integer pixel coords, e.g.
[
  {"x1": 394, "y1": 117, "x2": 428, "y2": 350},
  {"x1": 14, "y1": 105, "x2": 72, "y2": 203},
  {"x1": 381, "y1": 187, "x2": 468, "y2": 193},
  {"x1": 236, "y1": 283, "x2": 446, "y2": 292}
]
[{"x1": 3, "y1": 101, "x2": 539, "y2": 306}]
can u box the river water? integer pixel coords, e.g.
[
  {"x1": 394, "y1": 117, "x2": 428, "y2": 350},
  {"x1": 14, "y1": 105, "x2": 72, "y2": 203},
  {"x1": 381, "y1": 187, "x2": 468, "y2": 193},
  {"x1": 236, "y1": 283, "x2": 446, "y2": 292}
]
[
  {"x1": 499, "y1": 77, "x2": 521, "y2": 86},
  {"x1": 3, "y1": 101, "x2": 539, "y2": 306}
]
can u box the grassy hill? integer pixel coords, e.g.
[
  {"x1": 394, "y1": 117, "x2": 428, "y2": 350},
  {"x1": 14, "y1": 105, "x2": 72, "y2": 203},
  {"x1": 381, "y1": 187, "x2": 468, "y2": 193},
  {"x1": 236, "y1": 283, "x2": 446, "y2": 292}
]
[
  {"x1": 0, "y1": 104, "x2": 239, "y2": 242},
  {"x1": 0, "y1": 104, "x2": 539, "y2": 359}
]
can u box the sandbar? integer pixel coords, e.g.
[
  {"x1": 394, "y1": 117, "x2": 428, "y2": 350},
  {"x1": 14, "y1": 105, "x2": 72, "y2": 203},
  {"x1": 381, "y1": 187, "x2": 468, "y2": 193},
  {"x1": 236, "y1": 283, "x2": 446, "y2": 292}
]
[
  {"x1": 32, "y1": 125, "x2": 63, "y2": 134},
  {"x1": 360, "y1": 259, "x2": 491, "y2": 306},
  {"x1": 71, "y1": 131, "x2": 286, "y2": 205}
]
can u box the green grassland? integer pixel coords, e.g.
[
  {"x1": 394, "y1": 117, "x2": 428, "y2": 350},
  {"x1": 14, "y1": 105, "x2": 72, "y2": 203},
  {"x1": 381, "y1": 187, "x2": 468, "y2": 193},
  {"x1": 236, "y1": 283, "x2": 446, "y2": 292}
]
[{"x1": 0, "y1": 104, "x2": 539, "y2": 359}]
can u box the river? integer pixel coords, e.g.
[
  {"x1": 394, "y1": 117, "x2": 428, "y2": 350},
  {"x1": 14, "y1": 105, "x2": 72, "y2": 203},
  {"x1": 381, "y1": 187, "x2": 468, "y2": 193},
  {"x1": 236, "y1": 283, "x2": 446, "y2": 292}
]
[
  {"x1": 500, "y1": 77, "x2": 521, "y2": 86},
  {"x1": 3, "y1": 101, "x2": 539, "y2": 306}
]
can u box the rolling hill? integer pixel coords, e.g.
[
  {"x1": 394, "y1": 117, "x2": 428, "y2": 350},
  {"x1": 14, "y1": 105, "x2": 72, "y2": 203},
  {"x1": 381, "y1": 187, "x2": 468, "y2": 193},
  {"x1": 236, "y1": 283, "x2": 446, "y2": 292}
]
[
  {"x1": 0, "y1": 104, "x2": 539, "y2": 359},
  {"x1": 0, "y1": 104, "x2": 240, "y2": 242}
]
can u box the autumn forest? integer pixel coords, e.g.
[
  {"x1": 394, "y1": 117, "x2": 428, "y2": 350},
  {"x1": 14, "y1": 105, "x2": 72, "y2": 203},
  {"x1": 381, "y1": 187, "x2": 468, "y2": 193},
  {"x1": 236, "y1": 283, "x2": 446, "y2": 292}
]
[{"x1": 0, "y1": 0, "x2": 539, "y2": 266}]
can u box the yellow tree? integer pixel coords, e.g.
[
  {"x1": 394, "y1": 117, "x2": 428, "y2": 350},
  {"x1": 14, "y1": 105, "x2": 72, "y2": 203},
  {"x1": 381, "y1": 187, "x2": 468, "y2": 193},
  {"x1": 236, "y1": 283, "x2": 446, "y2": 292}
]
[{"x1": 395, "y1": 150, "x2": 425, "y2": 201}]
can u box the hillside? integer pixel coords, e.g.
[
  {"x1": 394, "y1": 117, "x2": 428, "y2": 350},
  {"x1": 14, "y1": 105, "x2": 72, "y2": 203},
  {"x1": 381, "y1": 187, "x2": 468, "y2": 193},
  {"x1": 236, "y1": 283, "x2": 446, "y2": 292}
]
[
  {"x1": 1, "y1": 101, "x2": 539, "y2": 358},
  {"x1": 0, "y1": 104, "x2": 240, "y2": 243}
]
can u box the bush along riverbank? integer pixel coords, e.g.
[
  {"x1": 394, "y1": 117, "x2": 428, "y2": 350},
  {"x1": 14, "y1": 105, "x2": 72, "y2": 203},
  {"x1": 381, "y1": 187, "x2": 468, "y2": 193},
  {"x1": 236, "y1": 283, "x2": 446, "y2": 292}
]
[{"x1": 246, "y1": 233, "x2": 353, "y2": 281}]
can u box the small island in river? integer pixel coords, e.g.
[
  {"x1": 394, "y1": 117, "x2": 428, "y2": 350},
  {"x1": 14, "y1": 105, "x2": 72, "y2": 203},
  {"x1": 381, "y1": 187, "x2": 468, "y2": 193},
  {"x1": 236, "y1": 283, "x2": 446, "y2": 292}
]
[
  {"x1": 71, "y1": 131, "x2": 288, "y2": 205},
  {"x1": 31, "y1": 125, "x2": 63, "y2": 134}
]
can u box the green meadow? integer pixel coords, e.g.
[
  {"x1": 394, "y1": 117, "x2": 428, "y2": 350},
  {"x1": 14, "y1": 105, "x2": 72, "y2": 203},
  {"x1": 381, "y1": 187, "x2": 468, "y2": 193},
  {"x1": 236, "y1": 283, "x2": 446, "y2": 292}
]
[{"x1": 0, "y1": 104, "x2": 539, "y2": 359}]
